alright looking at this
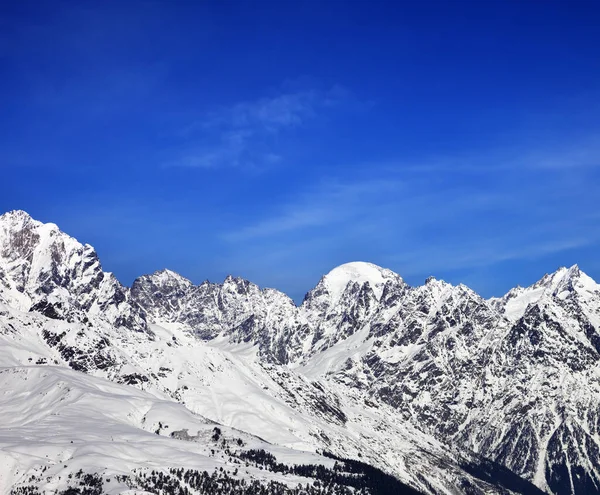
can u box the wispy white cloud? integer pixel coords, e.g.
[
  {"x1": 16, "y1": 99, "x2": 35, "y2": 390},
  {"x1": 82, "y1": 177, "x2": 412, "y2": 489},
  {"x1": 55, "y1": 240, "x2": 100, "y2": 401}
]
[
  {"x1": 223, "y1": 178, "x2": 405, "y2": 241},
  {"x1": 377, "y1": 133, "x2": 600, "y2": 175},
  {"x1": 219, "y1": 134, "x2": 600, "y2": 294},
  {"x1": 389, "y1": 236, "x2": 593, "y2": 278},
  {"x1": 173, "y1": 129, "x2": 251, "y2": 168},
  {"x1": 202, "y1": 84, "x2": 352, "y2": 131},
  {"x1": 524, "y1": 136, "x2": 600, "y2": 170},
  {"x1": 170, "y1": 85, "x2": 352, "y2": 170},
  {"x1": 210, "y1": 91, "x2": 316, "y2": 130}
]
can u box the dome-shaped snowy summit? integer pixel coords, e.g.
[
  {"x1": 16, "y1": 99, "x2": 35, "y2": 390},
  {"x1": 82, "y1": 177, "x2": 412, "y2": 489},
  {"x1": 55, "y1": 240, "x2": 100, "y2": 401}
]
[{"x1": 319, "y1": 261, "x2": 402, "y2": 303}]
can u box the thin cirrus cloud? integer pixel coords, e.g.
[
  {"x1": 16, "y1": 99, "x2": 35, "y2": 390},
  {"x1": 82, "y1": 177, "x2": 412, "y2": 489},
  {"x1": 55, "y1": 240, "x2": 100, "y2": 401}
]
[
  {"x1": 222, "y1": 178, "x2": 406, "y2": 241},
  {"x1": 389, "y1": 237, "x2": 594, "y2": 279},
  {"x1": 378, "y1": 134, "x2": 600, "y2": 176},
  {"x1": 168, "y1": 85, "x2": 351, "y2": 170},
  {"x1": 220, "y1": 135, "x2": 600, "y2": 290}
]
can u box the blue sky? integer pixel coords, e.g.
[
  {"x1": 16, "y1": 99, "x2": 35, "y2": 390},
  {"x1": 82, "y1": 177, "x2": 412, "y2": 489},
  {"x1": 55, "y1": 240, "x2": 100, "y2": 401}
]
[{"x1": 2, "y1": 0, "x2": 600, "y2": 302}]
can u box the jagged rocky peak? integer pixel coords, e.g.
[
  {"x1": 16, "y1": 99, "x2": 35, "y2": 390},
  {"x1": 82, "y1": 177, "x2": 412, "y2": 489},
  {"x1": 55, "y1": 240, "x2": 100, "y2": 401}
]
[
  {"x1": 403, "y1": 276, "x2": 491, "y2": 324},
  {"x1": 131, "y1": 268, "x2": 300, "y2": 358},
  {"x1": 532, "y1": 264, "x2": 581, "y2": 291},
  {"x1": 0, "y1": 209, "x2": 34, "y2": 236},
  {"x1": 130, "y1": 268, "x2": 194, "y2": 322},
  {"x1": 0, "y1": 209, "x2": 38, "y2": 227},
  {"x1": 132, "y1": 268, "x2": 193, "y2": 298},
  {"x1": 1, "y1": 210, "x2": 81, "y2": 266},
  {"x1": 221, "y1": 273, "x2": 259, "y2": 296},
  {"x1": 408, "y1": 275, "x2": 455, "y2": 311},
  {"x1": 150, "y1": 268, "x2": 194, "y2": 287},
  {"x1": 0, "y1": 210, "x2": 99, "y2": 306},
  {"x1": 494, "y1": 264, "x2": 599, "y2": 321},
  {"x1": 544, "y1": 264, "x2": 600, "y2": 298},
  {"x1": 0, "y1": 210, "x2": 148, "y2": 333},
  {"x1": 420, "y1": 274, "x2": 453, "y2": 293}
]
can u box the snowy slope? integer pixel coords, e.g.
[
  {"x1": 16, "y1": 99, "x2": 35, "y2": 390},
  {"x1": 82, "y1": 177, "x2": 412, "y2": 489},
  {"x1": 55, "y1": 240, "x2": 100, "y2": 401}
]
[
  {"x1": 0, "y1": 364, "x2": 362, "y2": 495},
  {"x1": 0, "y1": 298, "x2": 531, "y2": 495}
]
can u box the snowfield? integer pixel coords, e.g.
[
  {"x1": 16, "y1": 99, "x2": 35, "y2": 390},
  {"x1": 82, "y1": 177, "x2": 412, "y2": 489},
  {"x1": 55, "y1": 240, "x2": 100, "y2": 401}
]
[{"x1": 0, "y1": 365, "x2": 335, "y2": 494}]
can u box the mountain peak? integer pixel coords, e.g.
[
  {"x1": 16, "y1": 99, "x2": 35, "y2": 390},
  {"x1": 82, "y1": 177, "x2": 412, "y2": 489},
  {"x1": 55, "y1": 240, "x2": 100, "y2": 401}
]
[
  {"x1": 534, "y1": 264, "x2": 583, "y2": 292},
  {"x1": 494, "y1": 264, "x2": 598, "y2": 321},
  {"x1": 148, "y1": 268, "x2": 193, "y2": 287},
  {"x1": 321, "y1": 261, "x2": 402, "y2": 302},
  {"x1": 0, "y1": 209, "x2": 39, "y2": 229},
  {"x1": 0, "y1": 210, "x2": 148, "y2": 332},
  {"x1": 422, "y1": 274, "x2": 454, "y2": 289},
  {"x1": 0, "y1": 209, "x2": 33, "y2": 220},
  {"x1": 0, "y1": 210, "x2": 76, "y2": 249},
  {"x1": 565, "y1": 263, "x2": 581, "y2": 278},
  {"x1": 223, "y1": 274, "x2": 249, "y2": 286}
]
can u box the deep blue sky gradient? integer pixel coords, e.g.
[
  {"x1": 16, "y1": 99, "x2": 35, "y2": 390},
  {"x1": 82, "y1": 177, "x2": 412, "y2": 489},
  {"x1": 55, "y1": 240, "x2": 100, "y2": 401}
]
[{"x1": 2, "y1": 0, "x2": 600, "y2": 301}]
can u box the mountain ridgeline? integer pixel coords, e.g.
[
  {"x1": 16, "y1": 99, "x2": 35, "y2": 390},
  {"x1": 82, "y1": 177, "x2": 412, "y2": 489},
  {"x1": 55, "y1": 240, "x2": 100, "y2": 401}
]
[{"x1": 1, "y1": 210, "x2": 599, "y2": 495}]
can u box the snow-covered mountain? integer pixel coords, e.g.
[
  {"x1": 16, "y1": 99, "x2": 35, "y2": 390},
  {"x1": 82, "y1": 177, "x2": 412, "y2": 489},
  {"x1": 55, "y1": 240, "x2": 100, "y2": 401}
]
[
  {"x1": 0, "y1": 210, "x2": 148, "y2": 333},
  {"x1": 2, "y1": 210, "x2": 599, "y2": 494}
]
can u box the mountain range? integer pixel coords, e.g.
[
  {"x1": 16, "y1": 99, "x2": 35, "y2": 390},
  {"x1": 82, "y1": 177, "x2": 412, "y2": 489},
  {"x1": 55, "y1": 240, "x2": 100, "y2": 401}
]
[{"x1": 1, "y1": 210, "x2": 599, "y2": 495}]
